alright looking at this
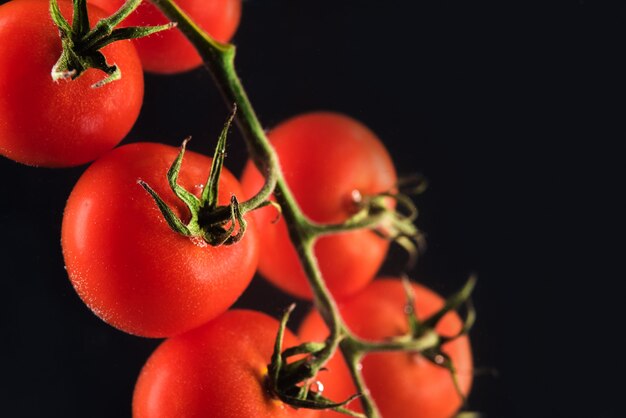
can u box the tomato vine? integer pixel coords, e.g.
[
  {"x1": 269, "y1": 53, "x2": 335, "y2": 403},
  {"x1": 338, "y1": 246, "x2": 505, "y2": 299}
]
[{"x1": 149, "y1": 0, "x2": 476, "y2": 416}]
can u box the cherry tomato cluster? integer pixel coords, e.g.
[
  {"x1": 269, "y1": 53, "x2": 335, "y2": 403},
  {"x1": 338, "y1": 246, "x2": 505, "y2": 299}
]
[{"x1": 0, "y1": 0, "x2": 474, "y2": 417}]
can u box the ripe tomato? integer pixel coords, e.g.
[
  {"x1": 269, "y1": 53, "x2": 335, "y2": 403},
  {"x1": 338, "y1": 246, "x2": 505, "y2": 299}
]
[
  {"x1": 241, "y1": 112, "x2": 397, "y2": 300},
  {"x1": 133, "y1": 309, "x2": 319, "y2": 418},
  {"x1": 299, "y1": 278, "x2": 473, "y2": 418},
  {"x1": 88, "y1": 0, "x2": 241, "y2": 73},
  {"x1": 0, "y1": 0, "x2": 143, "y2": 167},
  {"x1": 61, "y1": 142, "x2": 259, "y2": 337}
]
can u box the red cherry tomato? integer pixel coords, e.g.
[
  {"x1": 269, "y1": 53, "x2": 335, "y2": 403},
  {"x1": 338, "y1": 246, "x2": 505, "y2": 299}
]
[
  {"x1": 241, "y1": 112, "x2": 397, "y2": 300},
  {"x1": 61, "y1": 142, "x2": 259, "y2": 337},
  {"x1": 299, "y1": 278, "x2": 473, "y2": 418},
  {"x1": 133, "y1": 309, "x2": 319, "y2": 418},
  {"x1": 0, "y1": 0, "x2": 143, "y2": 167},
  {"x1": 88, "y1": 0, "x2": 241, "y2": 73}
]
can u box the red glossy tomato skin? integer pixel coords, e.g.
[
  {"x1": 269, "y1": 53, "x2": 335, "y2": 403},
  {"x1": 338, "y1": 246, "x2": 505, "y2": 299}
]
[
  {"x1": 299, "y1": 279, "x2": 473, "y2": 418},
  {"x1": 133, "y1": 309, "x2": 319, "y2": 418},
  {"x1": 61, "y1": 142, "x2": 259, "y2": 337},
  {"x1": 88, "y1": 0, "x2": 241, "y2": 73},
  {"x1": 241, "y1": 112, "x2": 397, "y2": 300},
  {"x1": 0, "y1": 0, "x2": 143, "y2": 167}
]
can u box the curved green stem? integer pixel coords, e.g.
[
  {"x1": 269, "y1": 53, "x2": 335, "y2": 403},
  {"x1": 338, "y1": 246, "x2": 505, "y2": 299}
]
[
  {"x1": 150, "y1": 0, "x2": 344, "y2": 328},
  {"x1": 148, "y1": 0, "x2": 276, "y2": 218},
  {"x1": 309, "y1": 211, "x2": 388, "y2": 236},
  {"x1": 351, "y1": 330, "x2": 441, "y2": 353},
  {"x1": 342, "y1": 349, "x2": 380, "y2": 418},
  {"x1": 149, "y1": 1, "x2": 451, "y2": 416}
]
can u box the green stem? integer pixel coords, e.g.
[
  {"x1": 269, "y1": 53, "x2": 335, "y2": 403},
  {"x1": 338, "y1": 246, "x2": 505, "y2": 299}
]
[
  {"x1": 80, "y1": 0, "x2": 142, "y2": 48},
  {"x1": 149, "y1": 1, "x2": 446, "y2": 416},
  {"x1": 351, "y1": 330, "x2": 440, "y2": 353},
  {"x1": 149, "y1": 0, "x2": 276, "y2": 216},
  {"x1": 309, "y1": 211, "x2": 388, "y2": 236},
  {"x1": 150, "y1": 0, "x2": 343, "y2": 328},
  {"x1": 342, "y1": 347, "x2": 380, "y2": 418}
]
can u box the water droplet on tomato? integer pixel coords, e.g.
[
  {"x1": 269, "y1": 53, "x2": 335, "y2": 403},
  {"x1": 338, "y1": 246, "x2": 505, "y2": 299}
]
[
  {"x1": 189, "y1": 236, "x2": 207, "y2": 248},
  {"x1": 313, "y1": 380, "x2": 324, "y2": 395},
  {"x1": 351, "y1": 189, "x2": 363, "y2": 204},
  {"x1": 343, "y1": 189, "x2": 363, "y2": 214}
]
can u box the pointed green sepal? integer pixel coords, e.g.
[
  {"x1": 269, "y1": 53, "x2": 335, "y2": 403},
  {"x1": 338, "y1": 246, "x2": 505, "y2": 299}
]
[
  {"x1": 268, "y1": 303, "x2": 296, "y2": 392},
  {"x1": 401, "y1": 276, "x2": 421, "y2": 336},
  {"x1": 203, "y1": 104, "x2": 237, "y2": 207},
  {"x1": 138, "y1": 179, "x2": 192, "y2": 236},
  {"x1": 281, "y1": 342, "x2": 326, "y2": 359},
  {"x1": 84, "y1": 51, "x2": 121, "y2": 88},
  {"x1": 441, "y1": 298, "x2": 476, "y2": 344},
  {"x1": 423, "y1": 349, "x2": 467, "y2": 404},
  {"x1": 79, "y1": 0, "x2": 143, "y2": 47},
  {"x1": 396, "y1": 173, "x2": 429, "y2": 195},
  {"x1": 166, "y1": 138, "x2": 201, "y2": 221},
  {"x1": 422, "y1": 275, "x2": 477, "y2": 330},
  {"x1": 223, "y1": 195, "x2": 247, "y2": 245},
  {"x1": 88, "y1": 23, "x2": 178, "y2": 52},
  {"x1": 255, "y1": 199, "x2": 283, "y2": 223},
  {"x1": 72, "y1": 0, "x2": 90, "y2": 37},
  {"x1": 205, "y1": 196, "x2": 236, "y2": 245},
  {"x1": 50, "y1": 0, "x2": 71, "y2": 34},
  {"x1": 396, "y1": 234, "x2": 419, "y2": 271}
]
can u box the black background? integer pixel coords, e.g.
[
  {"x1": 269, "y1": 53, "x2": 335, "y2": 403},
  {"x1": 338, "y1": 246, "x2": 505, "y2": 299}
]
[{"x1": 1, "y1": 0, "x2": 624, "y2": 417}]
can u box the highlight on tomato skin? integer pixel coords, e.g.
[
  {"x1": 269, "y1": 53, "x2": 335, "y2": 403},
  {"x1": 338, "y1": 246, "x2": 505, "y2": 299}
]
[
  {"x1": 87, "y1": 0, "x2": 242, "y2": 74},
  {"x1": 299, "y1": 278, "x2": 474, "y2": 418},
  {"x1": 132, "y1": 309, "x2": 320, "y2": 418},
  {"x1": 241, "y1": 111, "x2": 397, "y2": 301},
  {"x1": 0, "y1": 0, "x2": 144, "y2": 167},
  {"x1": 61, "y1": 142, "x2": 259, "y2": 338}
]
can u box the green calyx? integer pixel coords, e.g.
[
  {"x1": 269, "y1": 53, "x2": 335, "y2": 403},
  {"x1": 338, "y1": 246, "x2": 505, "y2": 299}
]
[
  {"x1": 139, "y1": 108, "x2": 247, "y2": 246},
  {"x1": 353, "y1": 177, "x2": 428, "y2": 269},
  {"x1": 313, "y1": 174, "x2": 429, "y2": 272},
  {"x1": 266, "y1": 304, "x2": 364, "y2": 417},
  {"x1": 49, "y1": 0, "x2": 175, "y2": 87},
  {"x1": 398, "y1": 275, "x2": 477, "y2": 403}
]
